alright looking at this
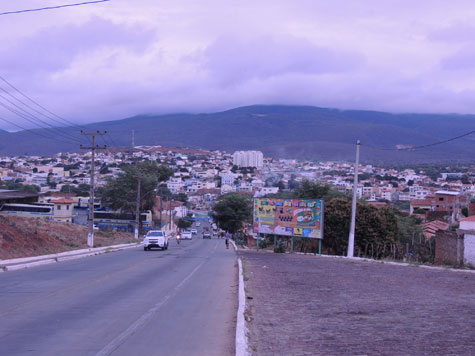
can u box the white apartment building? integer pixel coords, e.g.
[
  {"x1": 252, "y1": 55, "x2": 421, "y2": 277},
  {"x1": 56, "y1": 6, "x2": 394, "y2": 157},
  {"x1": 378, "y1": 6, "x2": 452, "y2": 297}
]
[
  {"x1": 233, "y1": 151, "x2": 264, "y2": 168},
  {"x1": 167, "y1": 177, "x2": 184, "y2": 194}
]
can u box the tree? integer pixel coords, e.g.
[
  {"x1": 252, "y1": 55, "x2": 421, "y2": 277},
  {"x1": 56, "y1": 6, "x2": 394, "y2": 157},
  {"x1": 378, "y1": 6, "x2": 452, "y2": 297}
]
[
  {"x1": 288, "y1": 179, "x2": 300, "y2": 190},
  {"x1": 274, "y1": 181, "x2": 285, "y2": 190},
  {"x1": 294, "y1": 180, "x2": 345, "y2": 201},
  {"x1": 177, "y1": 218, "x2": 193, "y2": 230},
  {"x1": 462, "y1": 207, "x2": 469, "y2": 217},
  {"x1": 99, "y1": 164, "x2": 110, "y2": 174},
  {"x1": 99, "y1": 161, "x2": 173, "y2": 214},
  {"x1": 172, "y1": 192, "x2": 188, "y2": 204},
  {"x1": 210, "y1": 193, "x2": 252, "y2": 233},
  {"x1": 60, "y1": 184, "x2": 90, "y2": 197}
]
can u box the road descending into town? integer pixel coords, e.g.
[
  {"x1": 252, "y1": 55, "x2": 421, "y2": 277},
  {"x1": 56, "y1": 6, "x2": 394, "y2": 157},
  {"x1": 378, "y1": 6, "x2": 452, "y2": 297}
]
[{"x1": 0, "y1": 226, "x2": 237, "y2": 355}]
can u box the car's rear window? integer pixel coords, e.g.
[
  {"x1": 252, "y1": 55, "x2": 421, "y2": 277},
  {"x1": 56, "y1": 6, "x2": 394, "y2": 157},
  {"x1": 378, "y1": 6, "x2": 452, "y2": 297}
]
[{"x1": 147, "y1": 231, "x2": 164, "y2": 237}]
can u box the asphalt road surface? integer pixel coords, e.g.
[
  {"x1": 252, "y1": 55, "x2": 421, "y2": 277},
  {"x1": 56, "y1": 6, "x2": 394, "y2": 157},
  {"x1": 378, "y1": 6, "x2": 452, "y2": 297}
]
[{"x1": 0, "y1": 226, "x2": 237, "y2": 356}]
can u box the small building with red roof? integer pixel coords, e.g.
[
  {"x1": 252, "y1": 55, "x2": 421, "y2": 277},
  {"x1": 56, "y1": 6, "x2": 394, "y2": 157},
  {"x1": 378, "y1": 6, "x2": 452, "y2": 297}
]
[{"x1": 52, "y1": 198, "x2": 74, "y2": 223}]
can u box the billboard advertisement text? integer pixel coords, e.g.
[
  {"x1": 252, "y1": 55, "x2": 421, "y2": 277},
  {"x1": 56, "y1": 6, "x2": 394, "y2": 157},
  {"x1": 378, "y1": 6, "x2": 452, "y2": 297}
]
[{"x1": 253, "y1": 198, "x2": 324, "y2": 239}]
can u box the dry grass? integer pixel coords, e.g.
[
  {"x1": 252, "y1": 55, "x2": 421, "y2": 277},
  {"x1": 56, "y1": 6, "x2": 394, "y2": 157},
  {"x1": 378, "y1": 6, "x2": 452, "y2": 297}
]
[{"x1": 0, "y1": 215, "x2": 136, "y2": 260}]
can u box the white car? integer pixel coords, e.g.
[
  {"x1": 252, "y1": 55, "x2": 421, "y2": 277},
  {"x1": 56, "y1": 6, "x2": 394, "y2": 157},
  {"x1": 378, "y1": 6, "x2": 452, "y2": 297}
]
[
  {"x1": 182, "y1": 231, "x2": 193, "y2": 240},
  {"x1": 191, "y1": 229, "x2": 198, "y2": 235},
  {"x1": 196, "y1": 222, "x2": 201, "y2": 227},
  {"x1": 143, "y1": 230, "x2": 168, "y2": 251}
]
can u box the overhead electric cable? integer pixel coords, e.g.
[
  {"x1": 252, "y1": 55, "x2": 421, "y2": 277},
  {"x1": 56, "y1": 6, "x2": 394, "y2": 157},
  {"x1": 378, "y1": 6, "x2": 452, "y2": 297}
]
[
  {"x1": 0, "y1": 92, "x2": 84, "y2": 143},
  {"x1": 362, "y1": 129, "x2": 475, "y2": 151},
  {"x1": 0, "y1": 0, "x2": 111, "y2": 16},
  {"x1": 99, "y1": 134, "x2": 109, "y2": 149},
  {"x1": 0, "y1": 75, "x2": 90, "y2": 134},
  {"x1": 0, "y1": 115, "x2": 76, "y2": 145},
  {"x1": 106, "y1": 132, "x2": 118, "y2": 147},
  {"x1": 0, "y1": 98, "x2": 84, "y2": 144},
  {"x1": 0, "y1": 84, "x2": 88, "y2": 138}
]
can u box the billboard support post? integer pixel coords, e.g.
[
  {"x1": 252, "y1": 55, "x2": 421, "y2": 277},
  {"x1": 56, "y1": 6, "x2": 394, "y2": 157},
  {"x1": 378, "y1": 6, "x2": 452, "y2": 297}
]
[
  {"x1": 318, "y1": 239, "x2": 322, "y2": 255},
  {"x1": 291, "y1": 236, "x2": 294, "y2": 253},
  {"x1": 274, "y1": 235, "x2": 277, "y2": 250}
]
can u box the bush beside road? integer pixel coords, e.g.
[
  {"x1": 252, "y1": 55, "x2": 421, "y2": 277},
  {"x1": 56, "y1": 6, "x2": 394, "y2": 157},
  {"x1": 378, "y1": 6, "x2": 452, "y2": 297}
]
[{"x1": 239, "y1": 250, "x2": 475, "y2": 356}]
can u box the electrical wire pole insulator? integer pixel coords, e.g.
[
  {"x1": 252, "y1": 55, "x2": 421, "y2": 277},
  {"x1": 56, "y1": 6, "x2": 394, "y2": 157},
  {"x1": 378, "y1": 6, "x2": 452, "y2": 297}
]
[
  {"x1": 80, "y1": 130, "x2": 107, "y2": 248},
  {"x1": 348, "y1": 140, "x2": 360, "y2": 258}
]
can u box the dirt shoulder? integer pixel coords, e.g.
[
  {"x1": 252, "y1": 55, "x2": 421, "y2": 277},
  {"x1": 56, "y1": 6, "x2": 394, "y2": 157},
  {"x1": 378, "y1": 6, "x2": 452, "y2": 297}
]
[
  {"x1": 0, "y1": 216, "x2": 136, "y2": 260},
  {"x1": 239, "y1": 249, "x2": 475, "y2": 356}
]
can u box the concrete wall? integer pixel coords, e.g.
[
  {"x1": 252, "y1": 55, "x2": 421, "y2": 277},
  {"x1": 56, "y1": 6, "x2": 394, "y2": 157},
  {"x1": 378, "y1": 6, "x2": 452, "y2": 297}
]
[
  {"x1": 460, "y1": 220, "x2": 475, "y2": 230},
  {"x1": 435, "y1": 231, "x2": 464, "y2": 265},
  {"x1": 464, "y1": 233, "x2": 475, "y2": 267}
]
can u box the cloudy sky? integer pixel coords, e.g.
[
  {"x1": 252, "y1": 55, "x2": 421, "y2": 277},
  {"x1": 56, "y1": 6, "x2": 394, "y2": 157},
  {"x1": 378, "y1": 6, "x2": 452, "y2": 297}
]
[{"x1": 1, "y1": 0, "x2": 475, "y2": 130}]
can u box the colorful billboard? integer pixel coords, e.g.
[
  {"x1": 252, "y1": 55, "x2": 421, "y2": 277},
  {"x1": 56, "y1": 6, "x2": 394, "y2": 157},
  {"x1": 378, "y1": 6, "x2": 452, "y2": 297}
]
[{"x1": 253, "y1": 198, "x2": 324, "y2": 239}]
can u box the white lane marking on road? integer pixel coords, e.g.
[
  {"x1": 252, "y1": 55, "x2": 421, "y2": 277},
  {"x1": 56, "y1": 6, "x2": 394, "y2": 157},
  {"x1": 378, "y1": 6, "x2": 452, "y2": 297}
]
[
  {"x1": 96, "y1": 241, "x2": 219, "y2": 356},
  {"x1": 96, "y1": 262, "x2": 204, "y2": 356}
]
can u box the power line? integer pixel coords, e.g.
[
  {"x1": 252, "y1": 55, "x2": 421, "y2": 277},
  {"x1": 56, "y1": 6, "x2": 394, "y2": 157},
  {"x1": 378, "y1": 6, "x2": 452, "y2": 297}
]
[
  {"x1": 0, "y1": 92, "x2": 84, "y2": 144},
  {"x1": 362, "y1": 129, "x2": 475, "y2": 151},
  {"x1": 0, "y1": 115, "x2": 75, "y2": 145},
  {"x1": 106, "y1": 132, "x2": 119, "y2": 147},
  {"x1": 0, "y1": 84, "x2": 86, "y2": 134},
  {"x1": 0, "y1": 75, "x2": 90, "y2": 135},
  {"x1": 0, "y1": 0, "x2": 111, "y2": 16}
]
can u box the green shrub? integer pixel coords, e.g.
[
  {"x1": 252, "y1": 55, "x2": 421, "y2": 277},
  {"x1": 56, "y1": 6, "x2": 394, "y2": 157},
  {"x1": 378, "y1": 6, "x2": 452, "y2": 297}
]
[{"x1": 274, "y1": 240, "x2": 286, "y2": 253}]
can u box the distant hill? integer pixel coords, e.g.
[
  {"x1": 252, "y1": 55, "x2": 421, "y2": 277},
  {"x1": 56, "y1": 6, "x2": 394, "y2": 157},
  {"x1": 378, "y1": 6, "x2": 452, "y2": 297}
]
[{"x1": 1, "y1": 105, "x2": 475, "y2": 164}]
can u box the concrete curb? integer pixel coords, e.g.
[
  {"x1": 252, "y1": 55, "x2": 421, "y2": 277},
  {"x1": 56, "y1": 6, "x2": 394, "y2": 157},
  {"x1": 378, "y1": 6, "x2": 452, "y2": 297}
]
[
  {"x1": 236, "y1": 258, "x2": 249, "y2": 356},
  {"x1": 294, "y1": 252, "x2": 475, "y2": 274},
  {"x1": 230, "y1": 239, "x2": 250, "y2": 356},
  {"x1": 0, "y1": 242, "x2": 141, "y2": 272}
]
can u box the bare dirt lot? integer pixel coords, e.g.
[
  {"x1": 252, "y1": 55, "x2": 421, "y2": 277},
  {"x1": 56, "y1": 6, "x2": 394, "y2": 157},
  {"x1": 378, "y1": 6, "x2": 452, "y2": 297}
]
[
  {"x1": 0, "y1": 216, "x2": 136, "y2": 260},
  {"x1": 239, "y1": 250, "x2": 475, "y2": 356}
]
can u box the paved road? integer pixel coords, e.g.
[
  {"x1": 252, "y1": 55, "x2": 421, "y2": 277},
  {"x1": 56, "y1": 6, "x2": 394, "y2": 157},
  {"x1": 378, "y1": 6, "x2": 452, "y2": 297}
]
[
  {"x1": 0, "y1": 230, "x2": 237, "y2": 356},
  {"x1": 240, "y1": 250, "x2": 475, "y2": 356}
]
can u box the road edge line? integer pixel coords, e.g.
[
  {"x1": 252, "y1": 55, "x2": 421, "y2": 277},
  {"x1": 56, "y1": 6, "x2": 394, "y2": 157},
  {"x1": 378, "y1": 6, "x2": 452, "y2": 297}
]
[{"x1": 236, "y1": 258, "x2": 249, "y2": 356}]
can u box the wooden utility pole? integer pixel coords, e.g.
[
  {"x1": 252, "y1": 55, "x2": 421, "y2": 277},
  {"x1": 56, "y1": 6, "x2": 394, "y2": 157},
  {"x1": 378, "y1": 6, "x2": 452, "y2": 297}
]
[
  {"x1": 81, "y1": 131, "x2": 107, "y2": 247},
  {"x1": 169, "y1": 199, "x2": 172, "y2": 230},
  {"x1": 135, "y1": 171, "x2": 141, "y2": 239}
]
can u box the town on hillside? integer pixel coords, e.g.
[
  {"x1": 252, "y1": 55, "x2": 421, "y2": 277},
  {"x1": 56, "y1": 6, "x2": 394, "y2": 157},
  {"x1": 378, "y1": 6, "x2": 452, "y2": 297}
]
[{"x1": 1, "y1": 146, "x2": 475, "y2": 264}]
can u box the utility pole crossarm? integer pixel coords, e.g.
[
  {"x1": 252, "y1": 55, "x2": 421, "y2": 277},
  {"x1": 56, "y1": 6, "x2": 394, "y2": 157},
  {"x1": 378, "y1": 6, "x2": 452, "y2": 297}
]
[{"x1": 80, "y1": 130, "x2": 107, "y2": 248}]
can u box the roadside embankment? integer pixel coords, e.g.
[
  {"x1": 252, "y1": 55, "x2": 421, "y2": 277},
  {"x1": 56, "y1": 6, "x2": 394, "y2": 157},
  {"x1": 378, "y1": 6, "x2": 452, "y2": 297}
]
[{"x1": 0, "y1": 215, "x2": 136, "y2": 260}]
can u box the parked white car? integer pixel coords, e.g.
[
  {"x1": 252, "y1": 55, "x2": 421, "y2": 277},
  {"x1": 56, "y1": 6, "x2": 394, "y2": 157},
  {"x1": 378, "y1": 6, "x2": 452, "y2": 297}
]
[
  {"x1": 181, "y1": 231, "x2": 193, "y2": 240},
  {"x1": 143, "y1": 230, "x2": 168, "y2": 251}
]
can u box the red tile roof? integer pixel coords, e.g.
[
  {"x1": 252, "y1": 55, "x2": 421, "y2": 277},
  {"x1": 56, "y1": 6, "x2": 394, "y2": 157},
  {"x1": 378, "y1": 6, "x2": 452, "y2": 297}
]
[{"x1": 52, "y1": 198, "x2": 74, "y2": 204}]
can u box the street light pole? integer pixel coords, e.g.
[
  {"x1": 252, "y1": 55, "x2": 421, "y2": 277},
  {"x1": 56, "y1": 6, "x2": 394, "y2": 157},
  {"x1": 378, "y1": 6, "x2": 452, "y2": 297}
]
[{"x1": 348, "y1": 140, "x2": 360, "y2": 257}]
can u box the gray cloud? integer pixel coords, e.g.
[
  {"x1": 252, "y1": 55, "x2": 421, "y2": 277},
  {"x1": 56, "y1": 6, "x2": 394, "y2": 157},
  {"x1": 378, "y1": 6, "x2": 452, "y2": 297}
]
[
  {"x1": 203, "y1": 36, "x2": 365, "y2": 87},
  {"x1": 2, "y1": 0, "x2": 475, "y2": 130},
  {"x1": 0, "y1": 17, "x2": 156, "y2": 74},
  {"x1": 441, "y1": 48, "x2": 475, "y2": 70},
  {"x1": 428, "y1": 23, "x2": 475, "y2": 43}
]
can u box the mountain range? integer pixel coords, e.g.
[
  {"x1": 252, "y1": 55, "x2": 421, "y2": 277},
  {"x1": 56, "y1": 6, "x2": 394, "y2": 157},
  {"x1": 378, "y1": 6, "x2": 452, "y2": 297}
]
[{"x1": 1, "y1": 105, "x2": 475, "y2": 164}]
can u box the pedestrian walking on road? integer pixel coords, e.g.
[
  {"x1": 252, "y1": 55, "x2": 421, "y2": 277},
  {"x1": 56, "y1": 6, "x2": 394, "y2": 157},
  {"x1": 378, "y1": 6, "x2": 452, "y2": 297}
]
[{"x1": 225, "y1": 232, "x2": 230, "y2": 249}]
